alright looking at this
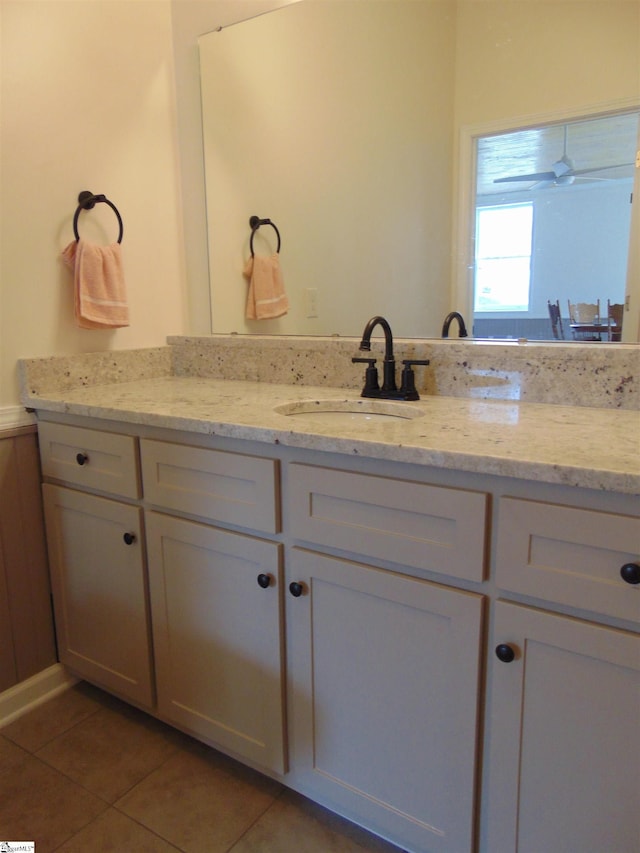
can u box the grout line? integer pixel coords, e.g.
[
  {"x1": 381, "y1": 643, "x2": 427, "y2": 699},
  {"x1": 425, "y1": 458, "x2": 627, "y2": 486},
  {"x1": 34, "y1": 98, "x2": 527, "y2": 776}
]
[{"x1": 224, "y1": 786, "x2": 287, "y2": 852}]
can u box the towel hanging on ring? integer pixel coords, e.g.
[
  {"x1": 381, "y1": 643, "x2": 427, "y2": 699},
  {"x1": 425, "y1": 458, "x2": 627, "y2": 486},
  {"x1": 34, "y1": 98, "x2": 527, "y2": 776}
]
[
  {"x1": 61, "y1": 191, "x2": 129, "y2": 329},
  {"x1": 243, "y1": 254, "x2": 289, "y2": 320},
  {"x1": 244, "y1": 215, "x2": 288, "y2": 320}
]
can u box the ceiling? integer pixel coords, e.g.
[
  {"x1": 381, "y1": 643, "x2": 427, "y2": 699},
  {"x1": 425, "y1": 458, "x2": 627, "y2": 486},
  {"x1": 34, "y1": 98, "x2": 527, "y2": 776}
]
[{"x1": 476, "y1": 111, "x2": 639, "y2": 196}]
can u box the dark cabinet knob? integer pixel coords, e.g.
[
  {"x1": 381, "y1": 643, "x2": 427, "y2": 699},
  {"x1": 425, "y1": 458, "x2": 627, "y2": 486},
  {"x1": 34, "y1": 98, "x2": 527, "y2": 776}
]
[
  {"x1": 289, "y1": 581, "x2": 304, "y2": 598},
  {"x1": 495, "y1": 643, "x2": 516, "y2": 663},
  {"x1": 257, "y1": 573, "x2": 272, "y2": 589},
  {"x1": 123, "y1": 532, "x2": 136, "y2": 545},
  {"x1": 76, "y1": 452, "x2": 89, "y2": 466},
  {"x1": 620, "y1": 562, "x2": 640, "y2": 585}
]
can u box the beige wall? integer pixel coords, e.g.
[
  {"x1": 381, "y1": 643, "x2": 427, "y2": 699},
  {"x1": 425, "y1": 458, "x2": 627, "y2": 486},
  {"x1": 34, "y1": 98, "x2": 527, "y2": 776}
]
[
  {"x1": 454, "y1": 1, "x2": 639, "y2": 127},
  {"x1": 0, "y1": 0, "x2": 188, "y2": 416}
]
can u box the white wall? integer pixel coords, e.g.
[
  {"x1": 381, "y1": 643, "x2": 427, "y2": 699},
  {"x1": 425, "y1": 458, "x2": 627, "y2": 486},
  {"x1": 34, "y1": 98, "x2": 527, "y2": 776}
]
[{"x1": 0, "y1": 0, "x2": 187, "y2": 415}]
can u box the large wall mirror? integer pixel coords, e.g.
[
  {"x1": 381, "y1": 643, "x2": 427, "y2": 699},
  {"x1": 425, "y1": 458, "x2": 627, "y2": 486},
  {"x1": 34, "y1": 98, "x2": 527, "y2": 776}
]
[{"x1": 199, "y1": 0, "x2": 639, "y2": 341}]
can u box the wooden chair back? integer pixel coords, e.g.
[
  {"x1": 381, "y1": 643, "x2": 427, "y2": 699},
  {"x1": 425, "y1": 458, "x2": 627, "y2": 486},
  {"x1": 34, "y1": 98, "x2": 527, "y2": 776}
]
[
  {"x1": 607, "y1": 300, "x2": 624, "y2": 342},
  {"x1": 567, "y1": 300, "x2": 600, "y2": 324},
  {"x1": 547, "y1": 299, "x2": 564, "y2": 339}
]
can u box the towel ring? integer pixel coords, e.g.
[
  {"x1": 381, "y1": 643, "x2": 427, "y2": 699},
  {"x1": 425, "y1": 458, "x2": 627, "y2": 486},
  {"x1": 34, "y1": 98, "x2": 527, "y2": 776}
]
[
  {"x1": 73, "y1": 190, "x2": 124, "y2": 244},
  {"x1": 249, "y1": 215, "x2": 280, "y2": 256}
]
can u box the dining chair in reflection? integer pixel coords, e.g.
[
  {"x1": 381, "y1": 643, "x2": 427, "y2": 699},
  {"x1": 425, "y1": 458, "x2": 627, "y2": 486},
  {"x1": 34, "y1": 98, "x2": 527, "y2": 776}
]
[
  {"x1": 547, "y1": 299, "x2": 565, "y2": 339},
  {"x1": 567, "y1": 299, "x2": 603, "y2": 340},
  {"x1": 607, "y1": 300, "x2": 624, "y2": 342}
]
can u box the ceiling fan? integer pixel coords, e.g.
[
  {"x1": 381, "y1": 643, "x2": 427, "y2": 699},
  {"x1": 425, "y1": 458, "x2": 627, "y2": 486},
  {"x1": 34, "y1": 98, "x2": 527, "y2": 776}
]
[{"x1": 493, "y1": 124, "x2": 634, "y2": 189}]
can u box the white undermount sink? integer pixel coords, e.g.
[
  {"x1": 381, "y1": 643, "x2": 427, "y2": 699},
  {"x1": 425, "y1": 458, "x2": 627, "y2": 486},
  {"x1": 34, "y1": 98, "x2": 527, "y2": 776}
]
[{"x1": 273, "y1": 399, "x2": 425, "y2": 424}]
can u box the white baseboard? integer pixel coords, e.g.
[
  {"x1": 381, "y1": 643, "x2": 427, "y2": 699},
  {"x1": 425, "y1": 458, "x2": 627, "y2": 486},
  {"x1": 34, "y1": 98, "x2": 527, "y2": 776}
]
[
  {"x1": 0, "y1": 664, "x2": 78, "y2": 728},
  {"x1": 0, "y1": 405, "x2": 35, "y2": 430}
]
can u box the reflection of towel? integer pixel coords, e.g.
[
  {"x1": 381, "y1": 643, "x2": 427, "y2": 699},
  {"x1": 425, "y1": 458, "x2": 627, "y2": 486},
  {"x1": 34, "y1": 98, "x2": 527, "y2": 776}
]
[
  {"x1": 243, "y1": 254, "x2": 289, "y2": 320},
  {"x1": 61, "y1": 239, "x2": 130, "y2": 329}
]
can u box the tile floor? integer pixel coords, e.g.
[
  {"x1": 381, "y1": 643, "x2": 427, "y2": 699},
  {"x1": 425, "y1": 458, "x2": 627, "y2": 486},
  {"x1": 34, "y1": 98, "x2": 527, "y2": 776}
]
[{"x1": 0, "y1": 681, "x2": 406, "y2": 852}]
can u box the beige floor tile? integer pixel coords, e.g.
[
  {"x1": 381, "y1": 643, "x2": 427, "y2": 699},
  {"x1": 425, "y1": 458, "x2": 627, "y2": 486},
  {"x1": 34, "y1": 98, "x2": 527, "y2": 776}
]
[
  {"x1": 0, "y1": 735, "x2": 106, "y2": 853},
  {"x1": 35, "y1": 699, "x2": 185, "y2": 802},
  {"x1": 57, "y1": 807, "x2": 183, "y2": 852},
  {"x1": 1, "y1": 681, "x2": 105, "y2": 753},
  {"x1": 229, "y1": 789, "x2": 406, "y2": 853},
  {"x1": 116, "y1": 739, "x2": 282, "y2": 853}
]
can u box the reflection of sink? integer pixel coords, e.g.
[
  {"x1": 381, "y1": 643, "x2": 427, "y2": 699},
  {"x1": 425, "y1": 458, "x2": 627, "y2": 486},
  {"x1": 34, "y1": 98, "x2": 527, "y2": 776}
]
[{"x1": 274, "y1": 399, "x2": 425, "y2": 424}]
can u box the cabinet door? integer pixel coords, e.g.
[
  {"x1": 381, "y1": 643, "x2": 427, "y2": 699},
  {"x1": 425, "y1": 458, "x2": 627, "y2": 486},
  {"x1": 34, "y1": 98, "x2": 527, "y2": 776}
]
[
  {"x1": 287, "y1": 548, "x2": 483, "y2": 853},
  {"x1": 145, "y1": 512, "x2": 286, "y2": 774},
  {"x1": 42, "y1": 484, "x2": 153, "y2": 707},
  {"x1": 486, "y1": 600, "x2": 640, "y2": 853}
]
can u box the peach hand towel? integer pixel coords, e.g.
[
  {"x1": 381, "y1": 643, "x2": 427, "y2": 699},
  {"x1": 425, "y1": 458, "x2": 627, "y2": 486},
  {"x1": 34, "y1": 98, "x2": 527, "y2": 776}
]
[
  {"x1": 243, "y1": 253, "x2": 289, "y2": 320},
  {"x1": 61, "y1": 239, "x2": 130, "y2": 329}
]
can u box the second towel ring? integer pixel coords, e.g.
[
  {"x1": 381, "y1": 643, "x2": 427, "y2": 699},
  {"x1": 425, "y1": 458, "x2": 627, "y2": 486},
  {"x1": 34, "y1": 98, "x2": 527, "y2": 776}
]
[
  {"x1": 73, "y1": 191, "x2": 124, "y2": 244},
  {"x1": 249, "y1": 215, "x2": 281, "y2": 256}
]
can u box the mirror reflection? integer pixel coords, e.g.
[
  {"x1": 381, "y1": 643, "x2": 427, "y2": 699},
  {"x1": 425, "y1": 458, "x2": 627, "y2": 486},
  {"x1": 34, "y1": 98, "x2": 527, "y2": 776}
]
[
  {"x1": 199, "y1": 0, "x2": 640, "y2": 341},
  {"x1": 472, "y1": 112, "x2": 637, "y2": 341}
]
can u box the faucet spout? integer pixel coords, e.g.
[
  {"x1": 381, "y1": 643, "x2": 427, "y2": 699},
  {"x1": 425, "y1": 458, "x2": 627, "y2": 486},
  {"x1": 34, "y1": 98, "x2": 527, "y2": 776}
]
[
  {"x1": 359, "y1": 315, "x2": 394, "y2": 359},
  {"x1": 359, "y1": 315, "x2": 396, "y2": 392},
  {"x1": 441, "y1": 311, "x2": 469, "y2": 338}
]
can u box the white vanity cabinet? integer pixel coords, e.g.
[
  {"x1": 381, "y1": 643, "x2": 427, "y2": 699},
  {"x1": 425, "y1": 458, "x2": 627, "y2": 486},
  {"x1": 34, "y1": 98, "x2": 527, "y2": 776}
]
[
  {"x1": 284, "y1": 463, "x2": 487, "y2": 853},
  {"x1": 39, "y1": 422, "x2": 153, "y2": 707},
  {"x1": 140, "y1": 437, "x2": 286, "y2": 774},
  {"x1": 36, "y1": 413, "x2": 640, "y2": 853},
  {"x1": 486, "y1": 496, "x2": 640, "y2": 853}
]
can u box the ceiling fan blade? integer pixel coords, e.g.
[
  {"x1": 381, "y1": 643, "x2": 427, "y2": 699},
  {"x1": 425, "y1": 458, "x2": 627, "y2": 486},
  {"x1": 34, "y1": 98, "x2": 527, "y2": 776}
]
[
  {"x1": 571, "y1": 162, "x2": 635, "y2": 176},
  {"x1": 530, "y1": 180, "x2": 556, "y2": 190},
  {"x1": 494, "y1": 170, "x2": 557, "y2": 184}
]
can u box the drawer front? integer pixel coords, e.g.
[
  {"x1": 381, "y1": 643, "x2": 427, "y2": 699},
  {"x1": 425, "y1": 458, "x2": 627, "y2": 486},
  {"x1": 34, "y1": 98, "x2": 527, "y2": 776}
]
[
  {"x1": 496, "y1": 497, "x2": 640, "y2": 622},
  {"x1": 38, "y1": 421, "x2": 140, "y2": 499},
  {"x1": 141, "y1": 439, "x2": 279, "y2": 534},
  {"x1": 288, "y1": 463, "x2": 488, "y2": 581}
]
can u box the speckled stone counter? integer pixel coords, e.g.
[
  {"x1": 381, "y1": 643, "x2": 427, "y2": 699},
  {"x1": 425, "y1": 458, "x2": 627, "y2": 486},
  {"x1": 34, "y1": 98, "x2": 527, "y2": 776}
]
[
  {"x1": 20, "y1": 367, "x2": 640, "y2": 494},
  {"x1": 169, "y1": 335, "x2": 639, "y2": 409},
  {"x1": 19, "y1": 335, "x2": 639, "y2": 410}
]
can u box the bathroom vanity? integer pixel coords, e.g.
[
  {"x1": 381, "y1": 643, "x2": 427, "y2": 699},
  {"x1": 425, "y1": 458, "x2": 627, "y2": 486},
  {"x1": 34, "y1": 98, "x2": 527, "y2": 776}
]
[{"x1": 20, "y1": 338, "x2": 640, "y2": 853}]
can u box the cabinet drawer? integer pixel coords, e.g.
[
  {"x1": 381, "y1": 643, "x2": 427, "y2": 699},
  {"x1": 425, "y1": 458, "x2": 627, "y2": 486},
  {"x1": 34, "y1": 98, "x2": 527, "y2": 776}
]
[
  {"x1": 288, "y1": 463, "x2": 488, "y2": 581},
  {"x1": 496, "y1": 497, "x2": 640, "y2": 623},
  {"x1": 38, "y1": 421, "x2": 140, "y2": 499},
  {"x1": 141, "y1": 439, "x2": 279, "y2": 534}
]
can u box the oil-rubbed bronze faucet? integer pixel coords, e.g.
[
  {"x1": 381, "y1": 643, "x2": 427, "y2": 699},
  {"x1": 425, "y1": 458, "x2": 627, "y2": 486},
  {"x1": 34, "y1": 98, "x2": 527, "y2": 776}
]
[
  {"x1": 441, "y1": 311, "x2": 469, "y2": 338},
  {"x1": 352, "y1": 315, "x2": 429, "y2": 401}
]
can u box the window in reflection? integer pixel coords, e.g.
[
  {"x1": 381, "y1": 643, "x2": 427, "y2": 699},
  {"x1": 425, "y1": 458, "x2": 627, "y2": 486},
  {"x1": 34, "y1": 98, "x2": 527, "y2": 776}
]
[
  {"x1": 474, "y1": 203, "x2": 533, "y2": 313},
  {"x1": 472, "y1": 110, "x2": 638, "y2": 340}
]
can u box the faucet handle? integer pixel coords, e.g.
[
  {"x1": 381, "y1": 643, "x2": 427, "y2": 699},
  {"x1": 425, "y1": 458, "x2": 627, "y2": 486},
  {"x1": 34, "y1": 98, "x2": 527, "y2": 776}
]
[
  {"x1": 352, "y1": 357, "x2": 380, "y2": 396},
  {"x1": 400, "y1": 359, "x2": 430, "y2": 401}
]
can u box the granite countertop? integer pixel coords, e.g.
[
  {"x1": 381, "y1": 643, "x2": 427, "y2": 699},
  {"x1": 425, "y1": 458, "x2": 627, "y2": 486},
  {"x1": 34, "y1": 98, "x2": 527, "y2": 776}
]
[{"x1": 26, "y1": 375, "x2": 640, "y2": 494}]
